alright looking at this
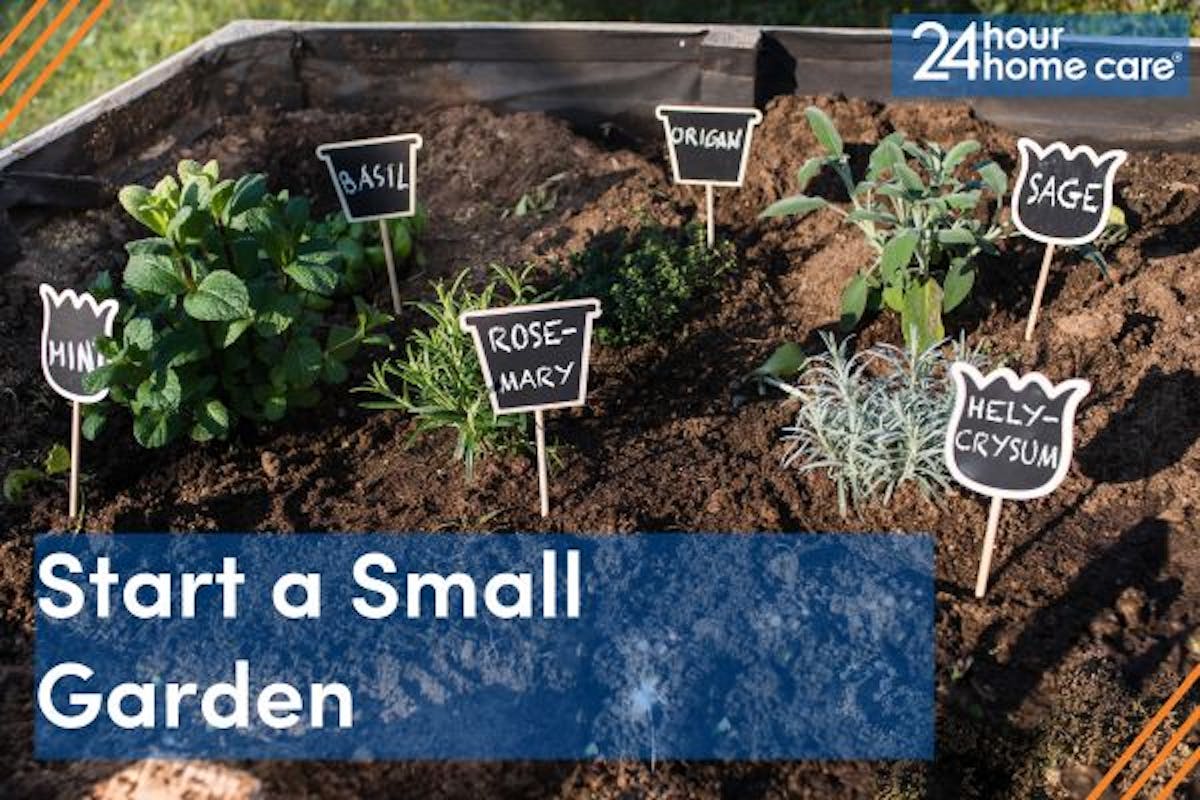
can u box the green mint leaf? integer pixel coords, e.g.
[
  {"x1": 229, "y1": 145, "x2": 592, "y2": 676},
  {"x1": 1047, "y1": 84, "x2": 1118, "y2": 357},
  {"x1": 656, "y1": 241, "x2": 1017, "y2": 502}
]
[
  {"x1": 44, "y1": 443, "x2": 71, "y2": 476},
  {"x1": 184, "y1": 270, "x2": 250, "y2": 321},
  {"x1": 282, "y1": 335, "x2": 324, "y2": 388},
  {"x1": 124, "y1": 252, "x2": 187, "y2": 296},
  {"x1": 123, "y1": 317, "x2": 155, "y2": 351},
  {"x1": 284, "y1": 257, "x2": 339, "y2": 296}
]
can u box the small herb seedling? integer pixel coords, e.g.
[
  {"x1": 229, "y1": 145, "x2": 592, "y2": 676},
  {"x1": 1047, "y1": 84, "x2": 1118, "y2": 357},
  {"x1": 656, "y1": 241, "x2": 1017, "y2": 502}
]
[
  {"x1": 4, "y1": 443, "x2": 71, "y2": 504},
  {"x1": 503, "y1": 172, "x2": 569, "y2": 220}
]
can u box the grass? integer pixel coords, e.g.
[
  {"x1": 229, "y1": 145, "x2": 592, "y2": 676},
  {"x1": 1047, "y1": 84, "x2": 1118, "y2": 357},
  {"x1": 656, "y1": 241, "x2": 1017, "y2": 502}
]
[{"x1": 0, "y1": 0, "x2": 1192, "y2": 146}]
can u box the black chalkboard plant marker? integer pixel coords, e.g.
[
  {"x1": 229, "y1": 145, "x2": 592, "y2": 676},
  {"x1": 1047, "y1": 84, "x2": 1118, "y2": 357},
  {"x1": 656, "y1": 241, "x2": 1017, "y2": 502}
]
[
  {"x1": 38, "y1": 284, "x2": 118, "y2": 519},
  {"x1": 459, "y1": 298, "x2": 602, "y2": 517},
  {"x1": 1011, "y1": 137, "x2": 1127, "y2": 341},
  {"x1": 945, "y1": 362, "x2": 1090, "y2": 597},
  {"x1": 655, "y1": 104, "x2": 763, "y2": 247},
  {"x1": 316, "y1": 133, "x2": 424, "y2": 315}
]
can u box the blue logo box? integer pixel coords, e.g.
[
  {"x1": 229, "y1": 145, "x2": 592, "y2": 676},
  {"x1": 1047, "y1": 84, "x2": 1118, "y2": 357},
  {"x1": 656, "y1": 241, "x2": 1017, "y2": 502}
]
[
  {"x1": 892, "y1": 14, "x2": 1189, "y2": 97},
  {"x1": 35, "y1": 532, "x2": 933, "y2": 761}
]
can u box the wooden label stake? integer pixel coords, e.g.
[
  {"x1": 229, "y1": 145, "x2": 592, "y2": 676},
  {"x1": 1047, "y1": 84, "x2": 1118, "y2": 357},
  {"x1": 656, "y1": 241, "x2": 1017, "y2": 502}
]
[
  {"x1": 704, "y1": 184, "x2": 715, "y2": 249},
  {"x1": 945, "y1": 363, "x2": 1090, "y2": 597},
  {"x1": 534, "y1": 409, "x2": 549, "y2": 517},
  {"x1": 975, "y1": 496, "x2": 1003, "y2": 597},
  {"x1": 655, "y1": 104, "x2": 762, "y2": 249},
  {"x1": 461, "y1": 299, "x2": 601, "y2": 517},
  {"x1": 39, "y1": 284, "x2": 118, "y2": 520},
  {"x1": 316, "y1": 133, "x2": 423, "y2": 315},
  {"x1": 378, "y1": 219, "x2": 403, "y2": 315},
  {"x1": 1023, "y1": 243, "x2": 1056, "y2": 341},
  {"x1": 1011, "y1": 137, "x2": 1127, "y2": 339}
]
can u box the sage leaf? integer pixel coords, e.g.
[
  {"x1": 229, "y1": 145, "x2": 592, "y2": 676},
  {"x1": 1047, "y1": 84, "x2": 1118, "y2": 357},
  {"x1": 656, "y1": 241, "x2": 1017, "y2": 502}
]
[
  {"x1": 805, "y1": 106, "x2": 843, "y2": 157},
  {"x1": 943, "y1": 260, "x2": 975, "y2": 313},
  {"x1": 840, "y1": 273, "x2": 869, "y2": 331},
  {"x1": 760, "y1": 195, "x2": 828, "y2": 219}
]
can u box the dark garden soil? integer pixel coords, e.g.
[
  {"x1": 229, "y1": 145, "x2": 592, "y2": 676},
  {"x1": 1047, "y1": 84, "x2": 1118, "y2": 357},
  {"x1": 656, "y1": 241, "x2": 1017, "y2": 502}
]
[{"x1": 1, "y1": 94, "x2": 1199, "y2": 799}]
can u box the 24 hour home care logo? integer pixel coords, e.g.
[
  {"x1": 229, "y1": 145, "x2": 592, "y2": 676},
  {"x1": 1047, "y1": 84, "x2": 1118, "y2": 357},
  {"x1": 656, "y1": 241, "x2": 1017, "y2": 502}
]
[{"x1": 892, "y1": 14, "x2": 1189, "y2": 97}]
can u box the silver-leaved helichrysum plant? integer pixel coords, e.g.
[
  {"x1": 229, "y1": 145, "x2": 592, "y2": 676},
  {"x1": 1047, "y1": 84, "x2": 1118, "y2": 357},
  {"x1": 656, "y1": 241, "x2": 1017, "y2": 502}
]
[{"x1": 780, "y1": 332, "x2": 989, "y2": 516}]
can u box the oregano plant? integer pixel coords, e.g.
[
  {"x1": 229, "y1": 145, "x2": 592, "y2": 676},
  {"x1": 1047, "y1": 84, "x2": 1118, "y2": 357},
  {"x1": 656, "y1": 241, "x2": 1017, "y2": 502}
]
[
  {"x1": 84, "y1": 159, "x2": 392, "y2": 448},
  {"x1": 761, "y1": 106, "x2": 1008, "y2": 350}
]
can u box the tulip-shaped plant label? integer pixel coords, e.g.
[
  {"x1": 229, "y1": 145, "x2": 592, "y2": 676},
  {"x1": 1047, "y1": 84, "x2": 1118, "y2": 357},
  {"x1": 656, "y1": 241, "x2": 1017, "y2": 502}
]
[
  {"x1": 316, "y1": 133, "x2": 423, "y2": 314},
  {"x1": 945, "y1": 363, "x2": 1090, "y2": 597},
  {"x1": 655, "y1": 104, "x2": 762, "y2": 247},
  {"x1": 1012, "y1": 138, "x2": 1127, "y2": 340},
  {"x1": 39, "y1": 284, "x2": 119, "y2": 518},
  {"x1": 460, "y1": 299, "x2": 601, "y2": 517}
]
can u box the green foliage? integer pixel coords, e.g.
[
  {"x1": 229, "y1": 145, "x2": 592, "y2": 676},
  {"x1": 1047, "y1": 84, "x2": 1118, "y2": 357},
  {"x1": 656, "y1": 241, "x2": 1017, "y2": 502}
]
[
  {"x1": 503, "y1": 172, "x2": 568, "y2": 219},
  {"x1": 4, "y1": 443, "x2": 71, "y2": 504},
  {"x1": 780, "y1": 332, "x2": 989, "y2": 516},
  {"x1": 1071, "y1": 205, "x2": 1129, "y2": 279},
  {"x1": 309, "y1": 205, "x2": 429, "y2": 293},
  {"x1": 761, "y1": 106, "x2": 1008, "y2": 351},
  {"x1": 354, "y1": 265, "x2": 541, "y2": 479},
  {"x1": 562, "y1": 223, "x2": 736, "y2": 346},
  {"x1": 85, "y1": 159, "x2": 393, "y2": 448}
]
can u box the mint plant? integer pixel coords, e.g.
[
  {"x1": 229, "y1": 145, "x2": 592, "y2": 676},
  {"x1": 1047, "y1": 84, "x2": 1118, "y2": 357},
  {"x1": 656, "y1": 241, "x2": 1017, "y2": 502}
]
[
  {"x1": 761, "y1": 106, "x2": 1008, "y2": 350},
  {"x1": 562, "y1": 222, "x2": 736, "y2": 346},
  {"x1": 779, "y1": 333, "x2": 989, "y2": 516},
  {"x1": 355, "y1": 265, "x2": 541, "y2": 479},
  {"x1": 84, "y1": 159, "x2": 392, "y2": 448}
]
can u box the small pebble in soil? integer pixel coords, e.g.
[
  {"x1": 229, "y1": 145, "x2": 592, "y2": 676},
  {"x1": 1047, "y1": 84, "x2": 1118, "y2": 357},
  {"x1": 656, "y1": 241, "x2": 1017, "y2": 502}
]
[
  {"x1": 1115, "y1": 587, "x2": 1145, "y2": 628},
  {"x1": 260, "y1": 450, "x2": 281, "y2": 479}
]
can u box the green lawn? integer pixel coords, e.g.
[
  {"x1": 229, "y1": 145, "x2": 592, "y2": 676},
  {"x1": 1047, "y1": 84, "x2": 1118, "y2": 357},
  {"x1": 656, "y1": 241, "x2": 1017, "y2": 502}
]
[{"x1": 0, "y1": 0, "x2": 1191, "y2": 145}]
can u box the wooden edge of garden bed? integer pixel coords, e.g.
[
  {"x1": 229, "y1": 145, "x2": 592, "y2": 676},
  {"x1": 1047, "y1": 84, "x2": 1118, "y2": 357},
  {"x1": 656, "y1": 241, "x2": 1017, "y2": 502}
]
[{"x1": 1, "y1": 20, "x2": 1198, "y2": 222}]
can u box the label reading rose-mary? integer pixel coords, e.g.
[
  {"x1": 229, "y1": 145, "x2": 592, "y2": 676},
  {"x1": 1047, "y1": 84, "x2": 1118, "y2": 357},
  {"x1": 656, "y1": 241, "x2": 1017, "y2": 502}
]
[{"x1": 460, "y1": 300, "x2": 601, "y2": 414}]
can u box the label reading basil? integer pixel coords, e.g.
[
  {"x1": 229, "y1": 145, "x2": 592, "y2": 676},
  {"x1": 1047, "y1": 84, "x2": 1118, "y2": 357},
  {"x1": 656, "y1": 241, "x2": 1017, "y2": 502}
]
[
  {"x1": 945, "y1": 363, "x2": 1090, "y2": 500},
  {"x1": 1011, "y1": 138, "x2": 1127, "y2": 245},
  {"x1": 39, "y1": 284, "x2": 119, "y2": 404},
  {"x1": 655, "y1": 105, "x2": 763, "y2": 187},
  {"x1": 316, "y1": 134, "x2": 423, "y2": 223},
  {"x1": 460, "y1": 300, "x2": 601, "y2": 414}
]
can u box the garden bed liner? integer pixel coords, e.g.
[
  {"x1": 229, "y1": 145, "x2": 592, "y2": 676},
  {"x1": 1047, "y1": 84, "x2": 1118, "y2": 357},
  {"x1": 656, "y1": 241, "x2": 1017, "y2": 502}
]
[
  {"x1": 0, "y1": 20, "x2": 1198, "y2": 800},
  {"x1": 2, "y1": 21, "x2": 1199, "y2": 222}
]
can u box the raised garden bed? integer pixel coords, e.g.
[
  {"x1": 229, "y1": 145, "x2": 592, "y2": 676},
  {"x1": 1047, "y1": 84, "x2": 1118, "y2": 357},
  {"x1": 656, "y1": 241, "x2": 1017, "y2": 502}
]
[{"x1": 2, "y1": 22, "x2": 1199, "y2": 800}]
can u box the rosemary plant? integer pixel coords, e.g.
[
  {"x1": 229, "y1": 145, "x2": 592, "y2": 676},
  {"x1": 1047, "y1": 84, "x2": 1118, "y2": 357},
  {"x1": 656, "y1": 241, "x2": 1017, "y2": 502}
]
[{"x1": 354, "y1": 264, "x2": 541, "y2": 479}]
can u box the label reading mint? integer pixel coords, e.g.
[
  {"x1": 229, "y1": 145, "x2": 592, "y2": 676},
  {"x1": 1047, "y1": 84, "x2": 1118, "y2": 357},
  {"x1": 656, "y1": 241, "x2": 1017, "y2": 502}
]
[{"x1": 39, "y1": 284, "x2": 119, "y2": 404}]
